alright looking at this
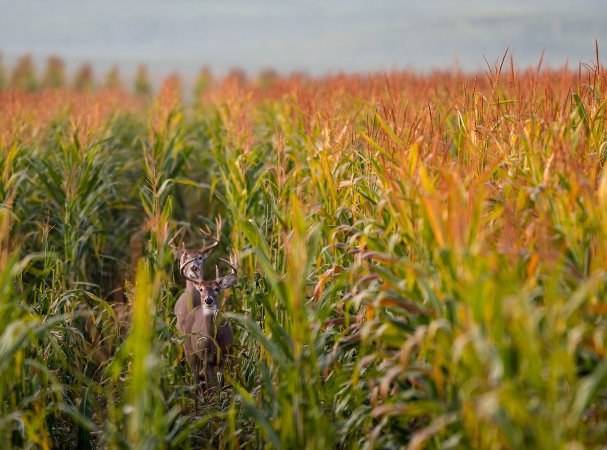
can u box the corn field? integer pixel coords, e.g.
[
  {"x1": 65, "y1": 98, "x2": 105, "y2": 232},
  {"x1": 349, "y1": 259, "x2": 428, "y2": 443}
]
[{"x1": 1, "y1": 58, "x2": 607, "y2": 449}]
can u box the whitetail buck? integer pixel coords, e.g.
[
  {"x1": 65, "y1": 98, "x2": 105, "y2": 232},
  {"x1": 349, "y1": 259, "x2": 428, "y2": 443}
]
[
  {"x1": 179, "y1": 255, "x2": 237, "y2": 392},
  {"x1": 171, "y1": 218, "x2": 222, "y2": 334}
]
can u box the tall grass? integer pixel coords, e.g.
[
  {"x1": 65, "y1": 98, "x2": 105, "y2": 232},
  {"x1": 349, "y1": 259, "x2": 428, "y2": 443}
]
[{"x1": 0, "y1": 57, "x2": 606, "y2": 449}]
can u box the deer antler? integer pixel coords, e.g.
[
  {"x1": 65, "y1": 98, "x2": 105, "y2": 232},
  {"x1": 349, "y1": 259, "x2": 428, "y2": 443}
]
[
  {"x1": 180, "y1": 256, "x2": 235, "y2": 286},
  {"x1": 169, "y1": 227, "x2": 186, "y2": 253},
  {"x1": 218, "y1": 255, "x2": 238, "y2": 274},
  {"x1": 207, "y1": 258, "x2": 238, "y2": 287},
  {"x1": 198, "y1": 216, "x2": 222, "y2": 256},
  {"x1": 195, "y1": 255, "x2": 237, "y2": 287},
  {"x1": 180, "y1": 257, "x2": 202, "y2": 283}
]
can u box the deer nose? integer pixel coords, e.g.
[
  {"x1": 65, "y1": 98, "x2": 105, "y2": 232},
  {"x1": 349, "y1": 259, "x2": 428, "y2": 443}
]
[{"x1": 205, "y1": 297, "x2": 214, "y2": 305}]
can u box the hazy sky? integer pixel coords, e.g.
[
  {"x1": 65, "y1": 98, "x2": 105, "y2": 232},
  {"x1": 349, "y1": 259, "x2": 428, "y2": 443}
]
[{"x1": 1, "y1": 0, "x2": 605, "y2": 78}]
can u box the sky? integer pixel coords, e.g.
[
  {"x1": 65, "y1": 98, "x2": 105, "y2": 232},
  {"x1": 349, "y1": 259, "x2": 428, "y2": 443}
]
[{"x1": 1, "y1": 0, "x2": 605, "y2": 79}]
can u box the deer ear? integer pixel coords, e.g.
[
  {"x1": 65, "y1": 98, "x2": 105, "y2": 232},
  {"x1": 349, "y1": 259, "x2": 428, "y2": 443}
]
[{"x1": 218, "y1": 273, "x2": 237, "y2": 291}]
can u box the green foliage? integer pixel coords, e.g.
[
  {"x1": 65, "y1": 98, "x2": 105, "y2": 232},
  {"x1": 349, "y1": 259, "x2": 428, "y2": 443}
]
[
  {"x1": 73, "y1": 64, "x2": 95, "y2": 92},
  {"x1": 42, "y1": 56, "x2": 66, "y2": 90},
  {"x1": 105, "y1": 66, "x2": 123, "y2": 90},
  {"x1": 0, "y1": 54, "x2": 7, "y2": 89},
  {"x1": 193, "y1": 66, "x2": 213, "y2": 102},
  {"x1": 11, "y1": 54, "x2": 38, "y2": 91},
  {"x1": 135, "y1": 65, "x2": 152, "y2": 97}
]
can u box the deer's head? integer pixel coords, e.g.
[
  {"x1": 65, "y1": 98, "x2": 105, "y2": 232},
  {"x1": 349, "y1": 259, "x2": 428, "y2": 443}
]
[
  {"x1": 181, "y1": 256, "x2": 238, "y2": 310},
  {"x1": 171, "y1": 218, "x2": 223, "y2": 280}
]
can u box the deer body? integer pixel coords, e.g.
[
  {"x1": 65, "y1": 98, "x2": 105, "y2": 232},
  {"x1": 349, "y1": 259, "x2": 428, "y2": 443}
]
[
  {"x1": 171, "y1": 220, "x2": 237, "y2": 393},
  {"x1": 172, "y1": 221, "x2": 219, "y2": 335},
  {"x1": 174, "y1": 281, "x2": 201, "y2": 335},
  {"x1": 182, "y1": 305, "x2": 233, "y2": 388}
]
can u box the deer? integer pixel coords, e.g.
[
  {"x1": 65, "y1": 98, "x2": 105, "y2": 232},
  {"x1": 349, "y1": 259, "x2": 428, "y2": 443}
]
[
  {"x1": 179, "y1": 254, "x2": 237, "y2": 392},
  {"x1": 171, "y1": 217, "x2": 222, "y2": 335}
]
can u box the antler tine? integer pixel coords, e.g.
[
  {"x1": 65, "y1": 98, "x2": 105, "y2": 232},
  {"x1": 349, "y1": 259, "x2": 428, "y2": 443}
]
[
  {"x1": 215, "y1": 216, "x2": 222, "y2": 238},
  {"x1": 180, "y1": 257, "x2": 201, "y2": 283},
  {"x1": 198, "y1": 216, "x2": 223, "y2": 255},
  {"x1": 168, "y1": 226, "x2": 186, "y2": 250},
  {"x1": 218, "y1": 256, "x2": 238, "y2": 274},
  {"x1": 196, "y1": 254, "x2": 237, "y2": 287}
]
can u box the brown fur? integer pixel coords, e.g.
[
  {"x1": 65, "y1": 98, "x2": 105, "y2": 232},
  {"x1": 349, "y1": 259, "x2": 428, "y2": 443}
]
[
  {"x1": 173, "y1": 248, "x2": 208, "y2": 333},
  {"x1": 182, "y1": 306, "x2": 234, "y2": 389},
  {"x1": 176, "y1": 254, "x2": 237, "y2": 393},
  {"x1": 174, "y1": 280, "x2": 201, "y2": 334}
]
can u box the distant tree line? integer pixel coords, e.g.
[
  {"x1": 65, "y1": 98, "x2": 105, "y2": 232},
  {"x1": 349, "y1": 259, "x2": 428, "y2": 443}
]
[
  {"x1": 0, "y1": 53, "x2": 155, "y2": 95},
  {"x1": 0, "y1": 53, "x2": 285, "y2": 98}
]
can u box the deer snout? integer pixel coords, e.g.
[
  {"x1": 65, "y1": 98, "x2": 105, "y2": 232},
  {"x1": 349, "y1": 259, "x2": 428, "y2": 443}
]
[{"x1": 204, "y1": 297, "x2": 214, "y2": 305}]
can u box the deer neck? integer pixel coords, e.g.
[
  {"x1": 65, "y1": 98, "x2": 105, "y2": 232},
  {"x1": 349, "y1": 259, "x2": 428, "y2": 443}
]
[
  {"x1": 191, "y1": 308, "x2": 223, "y2": 337},
  {"x1": 203, "y1": 308, "x2": 229, "y2": 337},
  {"x1": 201, "y1": 304, "x2": 220, "y2": 318}
]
